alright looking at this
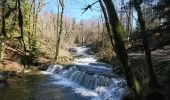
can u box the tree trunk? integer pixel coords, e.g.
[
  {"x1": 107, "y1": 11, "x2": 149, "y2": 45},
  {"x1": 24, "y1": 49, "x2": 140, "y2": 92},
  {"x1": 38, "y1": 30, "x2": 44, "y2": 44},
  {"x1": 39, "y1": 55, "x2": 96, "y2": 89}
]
[
  {"x1": 133, "y1": 0, "x2": 160, "y2": 89},
  {"x1": 99, "y1": 0, "x2": 114, "y2": 48},
  {"x1": 54, "y1": 0, "x2": 64, "y2": 60},
  {"x1": 17, "y1": 0, "x2": 27, "y2": 72},
  {"x1": 0, "y1": 40, "x2": 5, "y2": 60},
  {"x1": 1, "y1": 0, "x2": 7, "y2": 37},
  {"x1": 127, "y1": 0, "x2": 132, "y2": 43},
  {"x1": 0, "y1": 0, "x2": 6, "y2": 60},
  {"x1": 54, "y1": 0, "x2": 60, "y2": 60},
  {"x1": 33, "y1": 0, "x2": 44, "y2": 51},
  {"x1": 31, "y1": 0, "x2": 36, "y2": 50},
  {"x1": 120, "y1": 0, "x2": 124, "y2": 23},
  {"x1": 102, "y1": 0, "x2": 142, "y2": 98}
]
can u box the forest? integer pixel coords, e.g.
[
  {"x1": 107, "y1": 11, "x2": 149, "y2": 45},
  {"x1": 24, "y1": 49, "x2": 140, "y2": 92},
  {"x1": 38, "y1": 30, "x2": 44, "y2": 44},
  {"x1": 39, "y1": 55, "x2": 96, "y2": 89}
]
[{"x1": 0, "y1": 0, "x2": 169, "y2": 100}]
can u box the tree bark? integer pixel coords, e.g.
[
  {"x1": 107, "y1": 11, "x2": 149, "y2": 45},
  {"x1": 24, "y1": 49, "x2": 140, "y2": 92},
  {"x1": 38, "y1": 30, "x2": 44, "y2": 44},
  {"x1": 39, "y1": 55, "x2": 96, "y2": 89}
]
[
  {"x1": 54, "y1": 0, "x2": 64, "y2": 60},
  {"x1": 127, "y1": 0, "x2": 132, "y2": 43},
  {"x1": 0, "y1": 41, "x2": 5, "y2": 60},
  {"x1": 0, "y1": 0, "x2": 6, "y2": 60},
  {"x1": 102, "y1": 0, "x2": 142, "y2": 98},
  {"x1": 1, "y1": 0, "x2": 7, "y2": 37},
  {"x1": 17, "y1": 0, "x2": 27, "y2": 72},
  {"x1": 99, "y1": 0, "x2": 114, "y2": 48},
  {"x1": 133, "y1": 0, "x2": 160, "y2": 89}
]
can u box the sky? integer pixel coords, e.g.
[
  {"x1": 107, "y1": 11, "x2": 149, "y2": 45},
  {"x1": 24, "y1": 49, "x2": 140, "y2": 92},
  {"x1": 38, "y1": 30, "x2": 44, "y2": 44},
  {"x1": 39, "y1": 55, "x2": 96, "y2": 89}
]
[{"x1": 42, "y1": 0, "x2": 101, "y2": 22}]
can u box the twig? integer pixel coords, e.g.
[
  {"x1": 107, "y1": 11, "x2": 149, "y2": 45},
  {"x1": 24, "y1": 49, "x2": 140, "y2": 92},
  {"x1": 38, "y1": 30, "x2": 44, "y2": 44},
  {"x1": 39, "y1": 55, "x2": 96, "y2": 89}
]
[{"x1": 81, "y1": 0, "x2": 99, "y2": 15}]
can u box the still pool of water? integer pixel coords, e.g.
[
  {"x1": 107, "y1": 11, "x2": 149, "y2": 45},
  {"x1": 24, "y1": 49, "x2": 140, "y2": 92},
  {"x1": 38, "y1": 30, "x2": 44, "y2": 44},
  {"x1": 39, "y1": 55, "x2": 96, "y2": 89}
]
[{"x1": 0, "y1": 71, "x2": 91, "y2": 100}]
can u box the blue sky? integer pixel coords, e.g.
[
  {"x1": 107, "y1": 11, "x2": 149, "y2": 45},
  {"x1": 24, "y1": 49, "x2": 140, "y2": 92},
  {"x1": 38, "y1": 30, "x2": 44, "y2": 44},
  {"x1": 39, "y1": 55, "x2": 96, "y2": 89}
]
[{"x1": 42, "y1": 0, "x2": 101, "y2": 21}]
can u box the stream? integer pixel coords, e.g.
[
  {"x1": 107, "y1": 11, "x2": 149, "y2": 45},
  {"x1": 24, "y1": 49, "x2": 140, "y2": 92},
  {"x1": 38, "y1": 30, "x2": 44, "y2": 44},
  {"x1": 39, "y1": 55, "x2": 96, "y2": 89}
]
[{"x1": 0, "y1": 46, "x2": 127, "y2": 100}]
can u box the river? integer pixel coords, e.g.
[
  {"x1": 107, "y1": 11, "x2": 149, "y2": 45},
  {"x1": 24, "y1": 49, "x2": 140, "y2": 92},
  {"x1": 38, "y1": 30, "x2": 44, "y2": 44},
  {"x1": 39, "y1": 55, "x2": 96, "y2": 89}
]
[{"x1": 0, "y1": 46, "x2": 127, "y2": 100}]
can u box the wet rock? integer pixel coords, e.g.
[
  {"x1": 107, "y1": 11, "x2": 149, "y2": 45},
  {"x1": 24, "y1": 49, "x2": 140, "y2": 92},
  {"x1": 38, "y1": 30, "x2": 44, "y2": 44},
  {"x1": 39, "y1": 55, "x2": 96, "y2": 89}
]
[
  {"x1": 38, "y1": 63, "x2": 52, "y2": 71},
  {"x1": 69, "y1": 48, "x2": 77, "y2": 54},
  {"x1": 0, "y1": 71, "x2": 16, "y2": 83}
]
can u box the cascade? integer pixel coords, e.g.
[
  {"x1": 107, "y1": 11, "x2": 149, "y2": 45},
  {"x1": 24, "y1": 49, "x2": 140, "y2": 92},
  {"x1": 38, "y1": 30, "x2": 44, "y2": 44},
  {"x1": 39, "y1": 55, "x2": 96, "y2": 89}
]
[
  {"x1": 46, "y1": 65, "x2": 63, "y2": 74},
  {"x1": 46, "y1": 46, "x2": 127, "y2": 100}
]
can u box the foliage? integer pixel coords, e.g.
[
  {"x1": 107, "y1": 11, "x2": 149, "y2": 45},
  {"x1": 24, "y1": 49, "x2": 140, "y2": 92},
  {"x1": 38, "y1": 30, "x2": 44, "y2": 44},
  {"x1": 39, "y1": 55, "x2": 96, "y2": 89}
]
[{"x1": 0, "y1": 0, "x2": 43, "y2": 65}]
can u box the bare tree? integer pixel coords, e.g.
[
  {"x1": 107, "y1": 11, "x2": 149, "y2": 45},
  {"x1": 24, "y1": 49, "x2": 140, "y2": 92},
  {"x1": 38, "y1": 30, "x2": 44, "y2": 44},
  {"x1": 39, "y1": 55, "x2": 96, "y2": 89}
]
[{"x1": 54, "y1": 0, "x2": 64, "y2": 60}]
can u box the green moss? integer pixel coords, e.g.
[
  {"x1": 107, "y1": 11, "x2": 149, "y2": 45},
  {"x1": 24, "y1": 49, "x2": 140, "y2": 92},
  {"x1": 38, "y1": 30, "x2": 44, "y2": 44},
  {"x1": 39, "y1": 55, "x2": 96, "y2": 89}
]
[{"x1": 134, "y1": 77, "x2": 141, "y2": 94}]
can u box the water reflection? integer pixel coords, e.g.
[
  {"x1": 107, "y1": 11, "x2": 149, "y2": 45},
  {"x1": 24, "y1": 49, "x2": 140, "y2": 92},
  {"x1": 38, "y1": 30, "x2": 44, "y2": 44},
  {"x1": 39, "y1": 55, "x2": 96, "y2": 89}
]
[{"x1": 0, "y1": 71, "x2": 89, "y2": 100}]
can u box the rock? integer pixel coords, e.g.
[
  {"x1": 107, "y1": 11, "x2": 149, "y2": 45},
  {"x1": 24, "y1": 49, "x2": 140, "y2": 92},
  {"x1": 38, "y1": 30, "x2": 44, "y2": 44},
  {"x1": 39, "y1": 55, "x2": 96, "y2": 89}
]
[
  {"x1": 0, "y1": 71, "x2": 16, "y2": 83},
  {"x1": 0, "y1": 74, "x2": 8, "y2": 83},
  {"x1": 37, "y1": 63, "x2": 52, "y2": 70}
]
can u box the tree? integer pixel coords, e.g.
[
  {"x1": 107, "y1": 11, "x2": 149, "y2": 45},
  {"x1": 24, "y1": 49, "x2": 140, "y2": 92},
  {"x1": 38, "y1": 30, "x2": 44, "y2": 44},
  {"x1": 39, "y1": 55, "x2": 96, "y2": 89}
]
[
  {"x1": 28, "y1": 0, "x2": 44, "y2": 58},
  {"x1": 134, "y1": 0, "x2": 160, "y2": 88},
  {"x1": 133, "y1": 0, "x2": 164, "y2": 99},
  {"x1": 98, "y1": 0, "x2": 114, "y2": 48},
  {"x1": 101, "y1": 0, "x2": 141, "y2": 98},
  {"x1": 0, "y1": 0, "x2": 6, "y2": 60},
  {"x1": 155, "y1": 0, "x2": 170, "y2": 34},
  {"x1": 54, "y1": 0, "x2": 64, "y2": 60}
]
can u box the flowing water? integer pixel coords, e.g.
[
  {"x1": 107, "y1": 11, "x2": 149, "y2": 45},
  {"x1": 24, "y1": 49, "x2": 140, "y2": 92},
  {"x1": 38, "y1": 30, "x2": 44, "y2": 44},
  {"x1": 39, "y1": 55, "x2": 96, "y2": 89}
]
[{"x1": 0, "y1": 46, "x2": 127, "y2": 100}]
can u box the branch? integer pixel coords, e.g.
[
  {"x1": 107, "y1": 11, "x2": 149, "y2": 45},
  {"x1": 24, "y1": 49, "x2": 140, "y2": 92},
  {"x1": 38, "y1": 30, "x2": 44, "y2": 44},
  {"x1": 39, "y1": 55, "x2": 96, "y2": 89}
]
[{"x1": 81, "y1": 0, "x2": 99, "y2": 15}]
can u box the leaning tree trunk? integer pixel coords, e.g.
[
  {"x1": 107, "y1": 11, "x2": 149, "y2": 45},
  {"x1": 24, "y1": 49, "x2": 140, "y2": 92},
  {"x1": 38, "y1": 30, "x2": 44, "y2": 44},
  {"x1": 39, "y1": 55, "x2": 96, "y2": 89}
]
[
  {"x1": 102, "y1": 0, "x2": 142, "y2": 99},
  {"x1": 99, "y1": 0, "x2": 114, "y2": 48}
]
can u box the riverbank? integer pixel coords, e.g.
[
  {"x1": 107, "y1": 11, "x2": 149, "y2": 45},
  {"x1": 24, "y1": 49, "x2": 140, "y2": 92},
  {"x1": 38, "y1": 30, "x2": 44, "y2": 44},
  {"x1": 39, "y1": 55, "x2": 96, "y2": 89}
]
[
  {"x1": 91, "y1": 44, "x2": 170, "y2": 99},
  {"x1": 0, "y1": 43, "x2": 74, "y2": 83},
  {"x1": 0, "y1": 70, "x2": 92, "y2": 100},
  {"x1": 0, "y1": 46, "x2": 127, "y2": 100}
]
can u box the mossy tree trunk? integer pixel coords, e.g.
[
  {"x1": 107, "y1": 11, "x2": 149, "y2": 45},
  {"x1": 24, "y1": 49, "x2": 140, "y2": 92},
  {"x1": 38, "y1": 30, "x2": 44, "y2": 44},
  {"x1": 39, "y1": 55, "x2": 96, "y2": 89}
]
[
  {"x1": 17, "y1": 0, "x2": 26, "y2": 51},
  {"x1": 133, "y1": 1, "x2": 164, "y2": 100},
  {"x1": 102, "y1": 0, "x2": 142, "y2": 99},
  {"x1": 133, "y1": 0, "x2": 160, "y2": 89},
  {"x1": 0, "y1": 0, "x2": 7, "y2": 60},
  {"x1": 17, "y1": 0, "x2": 27, "y2": 71}
]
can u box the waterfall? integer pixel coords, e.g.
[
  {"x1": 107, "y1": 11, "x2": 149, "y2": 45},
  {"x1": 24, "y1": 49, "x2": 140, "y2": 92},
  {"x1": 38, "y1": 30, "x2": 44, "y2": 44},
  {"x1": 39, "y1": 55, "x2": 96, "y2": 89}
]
[
  {"x1": 46, "y1": 65, "x2": 126, "y2": 100},
  {"x1": 46, "y1": 46, "x2": 127, "y2": 100},
  {"x1": 46, "y1": 65, "x2": 63, "y2": 74}
]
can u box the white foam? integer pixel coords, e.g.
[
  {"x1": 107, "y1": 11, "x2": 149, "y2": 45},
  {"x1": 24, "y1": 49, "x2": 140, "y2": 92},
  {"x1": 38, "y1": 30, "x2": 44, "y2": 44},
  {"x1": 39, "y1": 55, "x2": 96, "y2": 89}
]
[
  {"x1": 46, "y1": 65, "x2": 63, "y2": 73},
  {"x1": 75, "y1": 46, "x2": 90, "y2": 56},
  {"x1": 40, "y1": 71, "x2": 53, "y2": 74},
  {"x1": 49, "y1": 73, "x2": 125, "y2": 100},
  {"x1": 51, "y1": 75, "x2": 102, "y2": 100},
  {"x1": 43, "y1": 46, "x2": 126, "y2": 100},
  {"x1": 71, "y1": 56, "x2": 97, "y2": 66},
  {"x1": 74, "y1": 57, "x2": 97, "y2": 63}
]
